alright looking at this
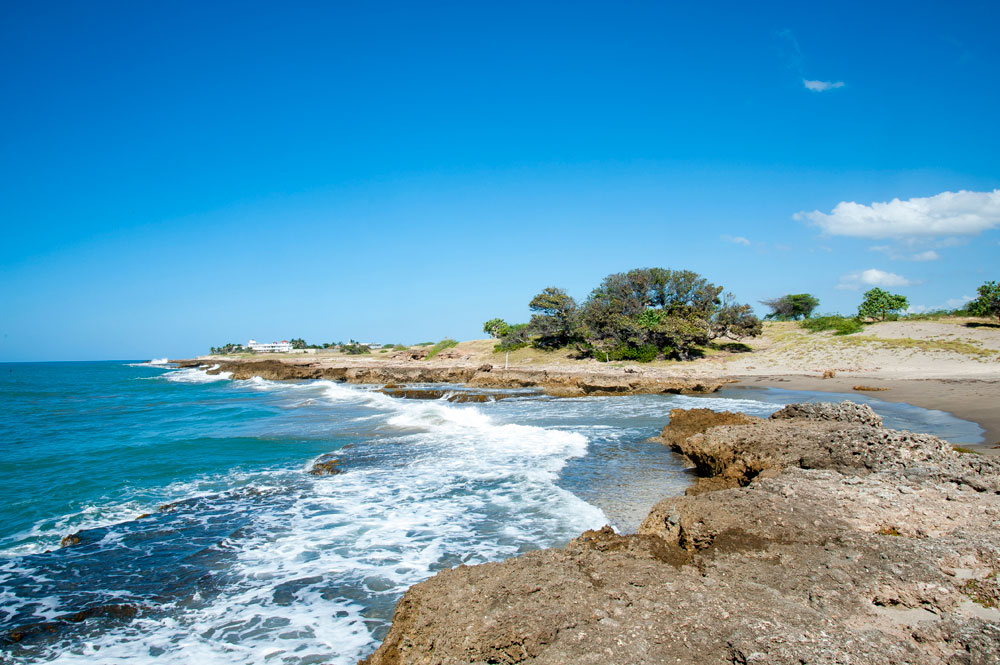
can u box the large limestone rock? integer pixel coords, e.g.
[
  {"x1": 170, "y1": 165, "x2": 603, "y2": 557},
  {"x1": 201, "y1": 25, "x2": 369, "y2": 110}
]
[{"x1": 361, "y1": 402, "x2": 1000, "y2": 665}]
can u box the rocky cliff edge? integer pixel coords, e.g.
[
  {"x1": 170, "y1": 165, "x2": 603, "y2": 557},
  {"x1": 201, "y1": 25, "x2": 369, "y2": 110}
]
[{"x1": 361, "y1": 401, "x2": 1000, "y2": 665}]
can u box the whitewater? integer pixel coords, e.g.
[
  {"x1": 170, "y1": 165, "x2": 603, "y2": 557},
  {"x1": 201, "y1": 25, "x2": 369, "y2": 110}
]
[{"x1": 0, "y1": 361, "x2": 983, "y2": 663}]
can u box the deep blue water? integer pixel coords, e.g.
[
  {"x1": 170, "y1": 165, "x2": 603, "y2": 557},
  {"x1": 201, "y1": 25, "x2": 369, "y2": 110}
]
[{"x1": 0, "y1": 361, "x2": 983, "y2": 663}]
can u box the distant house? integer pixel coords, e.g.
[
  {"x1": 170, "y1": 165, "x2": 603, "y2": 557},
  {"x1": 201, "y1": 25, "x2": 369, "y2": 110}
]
[{"x1": 248, "y1": 339, "x2": 293, "y2": 353}]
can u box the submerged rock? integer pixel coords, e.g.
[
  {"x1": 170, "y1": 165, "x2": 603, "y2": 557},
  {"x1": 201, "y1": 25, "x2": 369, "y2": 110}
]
[
  {"x1": 377, "y1": 387, "x2": 539, "y2": 403},
  {"x1": 308, "y1": 454, "x2": 342, "y2": 476},
  {"x1": 361, "y1": 402, "x2": 1000, "y2": 665},
  {"x1": 59, "y1": 533, "x2": 81, "y2": 548}
]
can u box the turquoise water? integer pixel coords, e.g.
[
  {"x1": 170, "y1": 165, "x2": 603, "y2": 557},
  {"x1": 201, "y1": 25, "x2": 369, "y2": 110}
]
[{"x1": 0, "y1": 361, "x2": 983, "y2": 663}]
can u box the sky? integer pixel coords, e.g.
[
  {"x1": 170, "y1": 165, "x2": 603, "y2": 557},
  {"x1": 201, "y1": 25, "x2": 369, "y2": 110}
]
[{"x1": 1, "y1": 0, "x2": 998, "y2": 361}]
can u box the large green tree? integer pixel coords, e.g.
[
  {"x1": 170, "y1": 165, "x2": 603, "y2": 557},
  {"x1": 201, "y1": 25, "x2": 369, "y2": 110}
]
[
  {"x1": 761, "y1": 293, "x2": 820, "y2": 320},
  {"x1": 578, "y1": 268, "x2": 760, "y2": 360},
  {"x1": 858, "y1": 288, "x2": 908, "y2": 321},
  {"x1": 969, "y1": 280, "x2": 1000, "y2": 323},
  {"x1": 527, "y1": 287, "x2": 578, "y2": 348}
]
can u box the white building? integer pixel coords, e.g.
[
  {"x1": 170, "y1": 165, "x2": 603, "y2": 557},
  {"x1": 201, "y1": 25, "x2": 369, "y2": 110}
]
[{"x1": 248, "y1": 339, "x2": 293, "y2": 353}]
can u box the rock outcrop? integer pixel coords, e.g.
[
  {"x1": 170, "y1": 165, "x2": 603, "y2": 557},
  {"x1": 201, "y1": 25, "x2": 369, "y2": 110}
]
[
  {"x1": 191, "y1": 358, "x2": 729, "y2": 396},
  {"x1": 361, "y1": 402, "x2": 1000, "y2": 665}
]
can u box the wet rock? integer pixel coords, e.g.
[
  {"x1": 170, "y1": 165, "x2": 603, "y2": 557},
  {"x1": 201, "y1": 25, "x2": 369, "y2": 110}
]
[
  {"x1": 308, "y1": 454, "x2": 342, "y2": 476},
  {"x1": 376, "y1": 387, "x2": 538, "y2": 403},
  {"x1": 59, "y1": 533, "x2": 81, "y2": 548},
  {"x1": 361, "y1": 402, "x2": 1000, "y2": 665},
  {"x1": 5, "y1": 604, "x2": 139, "y2": 645}
]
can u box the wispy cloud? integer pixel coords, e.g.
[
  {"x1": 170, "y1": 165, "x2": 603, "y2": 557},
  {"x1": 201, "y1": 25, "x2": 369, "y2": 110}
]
[
  {"x1": 798, "y1": 189, "x2": 1000, "y2": 238},
  {"x1": 803, "y1": 79, "x2": 845, "y2": 92},
  {"x1": 908, "y1": 295, "x2": 973, "y2": 314},
  {"x1": 721, "y1": 234, "x2": 751, "y2": 246},
  {"x1": 869, "y1": 246, "x2": 941, "y2": 261},
  {"x1": 777, "y1": 30, "x2": 846, "y2": 93},
  {"x1": 837, "y1": 268, "x2": 914, "y2": 291}
]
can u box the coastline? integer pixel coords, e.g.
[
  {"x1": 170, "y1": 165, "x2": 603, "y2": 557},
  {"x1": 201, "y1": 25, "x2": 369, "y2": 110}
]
[{"x1": 732, "y1": 375, "x2": 1000, "y2": 454}]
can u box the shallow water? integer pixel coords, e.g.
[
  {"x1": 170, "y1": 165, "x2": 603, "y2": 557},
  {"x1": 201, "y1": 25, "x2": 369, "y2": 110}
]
[{"x1": 0, "y1": 362, "x2": 982, "y2": 663}]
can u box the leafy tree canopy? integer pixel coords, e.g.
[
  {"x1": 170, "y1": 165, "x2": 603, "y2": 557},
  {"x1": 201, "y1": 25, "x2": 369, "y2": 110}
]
[
  {"x1": 969, "y1": 280, "x2": 1000, "y2": 323},
  {"x1": 858, "y1": 288, "x2": 908, "y2": 322},
  {"x1": 761, "y1": 293, "x2": 820, "y2": 320},
  {"x1": 482, "y1": 268, "x2": 761, "y2": 361}
]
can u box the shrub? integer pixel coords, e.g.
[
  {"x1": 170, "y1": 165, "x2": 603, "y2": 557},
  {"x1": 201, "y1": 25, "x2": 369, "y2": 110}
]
[
  {"x1": 341, "y1": 342, "x2": 371, "y2": 355},
  {"x1": 800, "y1": 315, "x2": 865, "y2": 336}
]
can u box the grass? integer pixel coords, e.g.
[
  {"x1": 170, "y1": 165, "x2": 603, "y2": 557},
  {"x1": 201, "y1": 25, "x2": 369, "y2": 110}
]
[
  {"x1": 961, "y1": 573, "x2": 998, "y2": 609},
  {"x1": 423, "y1": 338, "x2": 459, "y2": 360},
  {"x1": 800, "y1": 315, "x2": 865, "y2": 336},
  {"x1": 952, "y1": 445, "x2": 981, "y2": 455},
  {"x1": 837, "y1": 336, "x2": 997, "y2": 358}
]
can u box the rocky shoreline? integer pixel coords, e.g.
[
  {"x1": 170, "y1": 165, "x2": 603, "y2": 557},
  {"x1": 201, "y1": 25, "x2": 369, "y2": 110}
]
[
  {"x1": 361, "y1": 402, "x2": 1000, "y2": 664},
  {"x1": 174, "y1": 358, "x2": 730, "y2": 397}
]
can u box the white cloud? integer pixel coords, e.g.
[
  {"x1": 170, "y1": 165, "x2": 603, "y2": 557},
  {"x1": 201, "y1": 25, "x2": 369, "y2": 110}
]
[
  {"x1": 837, "y1": 268, "x2": 914, "y2": 291},
  {"x1": 721, "y1": 234, "x2": 751, "y2": 246},
  {"x1": 945, "y1": 295, "x2": 973, "y2": 308},
  {"x1": 798, "y1": 189, "x2": 1000, "y2": 238},
  {"x1": 869, "y1": 246, "x2": 942, "y2": 261},
  {"x1": 908, "y1": 295, "x2": 973, "y2": 314},
  {"x1": 803, "y1": 79, "x2": 845, "y2": 91}
]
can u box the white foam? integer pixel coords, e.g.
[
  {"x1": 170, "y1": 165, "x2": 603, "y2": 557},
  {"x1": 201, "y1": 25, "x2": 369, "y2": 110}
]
[
  {"x1": 163, "y1": 368, "x2": 232, "y2": 383},
  {"x1": 12, "y1": 381, "x2": 607, "y2": 664}
]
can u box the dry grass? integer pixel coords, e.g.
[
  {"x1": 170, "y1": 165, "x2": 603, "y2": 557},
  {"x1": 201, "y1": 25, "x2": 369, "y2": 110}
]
[{"x1": 836, "y1": 336, "x2": 998, "y2": 359}]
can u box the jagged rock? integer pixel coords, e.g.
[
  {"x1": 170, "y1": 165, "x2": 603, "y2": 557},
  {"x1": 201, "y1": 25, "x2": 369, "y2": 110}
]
[
  {"x1": 308, "y1": 454, "x2": 342, "y2": 476},
  {"x1": 770, "y1": 400, "x2": 884, "y2": 427},
  {"x1": 361, "y1": 403, "x2": 1000, "y2": 665},
  {"x1": 59, "y1": 533, "x2": 81, "y2": 548},
  {"x1": 200, "y1": 358, "x2": 729, "y2": 396}
]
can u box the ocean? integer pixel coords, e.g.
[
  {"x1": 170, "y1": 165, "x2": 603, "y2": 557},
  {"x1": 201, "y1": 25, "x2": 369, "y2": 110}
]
[{"x1": 0, "y1": 361, "x2": 983, "y2": 664}]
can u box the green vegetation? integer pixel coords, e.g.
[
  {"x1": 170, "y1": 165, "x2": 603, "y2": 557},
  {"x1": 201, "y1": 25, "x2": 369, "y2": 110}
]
[
  {"x1": 423, "y1": 338, "x2": 458, "y2": 360},
  {"x1": 799, "y1": 315, "x2": 865, "y2": 336},
  {"x1": 858, "y1": 288, "x2": 908, "y2": 322},
  {"x1": 952, "y1": 445, "x2": 981, "y2": 455},
  {"x1": 414, "y1": 341, "x2": 435, "y2": 347},
  {"x1": 761, "y1": 293, "x2": 820, "y2": 320},
  {"x1": 961, "y1": 572, "x2": 998, "y2": 608},
  {"x1": 484, "y1": 267, "x2": 761, "y2": 362},
  {"x1": 210, "y1": 343, "x2": 250, "y2": 354},
  {"x1": 340, "y1": 340, "x2": 371, "y2": 355},
  {"x1": 969, "y1": 280, "x2": 1000, "y2": 323},
  {"x1": 841, "y1": 336, "x2": 997, "y2": 358}
]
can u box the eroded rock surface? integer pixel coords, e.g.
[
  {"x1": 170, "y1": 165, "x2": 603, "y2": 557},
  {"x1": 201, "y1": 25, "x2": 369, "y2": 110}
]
[
  {"x1": 362, "y1": 402, "x2": 1000, "y2": 665},
  {"x1": 195, "y1": 359, "x2": 728, "y2": 396}
]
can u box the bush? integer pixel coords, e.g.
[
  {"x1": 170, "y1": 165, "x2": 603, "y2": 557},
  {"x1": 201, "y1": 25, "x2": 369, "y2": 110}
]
[
  {"x1": 424, "y1": 339, "x2": 458, "y2": 360},
  {"x1": 341, "y1": 342, "x2": 371, "y2": 355},
  {"x1": 800, "y1": 315, "x2": 865, "y2": 336}
]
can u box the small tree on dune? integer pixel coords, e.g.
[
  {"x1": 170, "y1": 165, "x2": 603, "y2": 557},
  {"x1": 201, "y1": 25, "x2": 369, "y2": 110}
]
[
  {"x1": 761, "y1": 293, "x2": 820, "y2": 320},
  {"x1": 969, "y1": 280, "x2": 1000, "y2": 323},
  {"x1": 858, "y1": 288, "x2": 908, "y2": 322}
]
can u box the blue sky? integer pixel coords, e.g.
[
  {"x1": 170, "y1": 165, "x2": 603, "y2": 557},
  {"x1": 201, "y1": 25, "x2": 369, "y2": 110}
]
[{"x1": 2, "y1": 1, "x2": 998, "y2": 361}]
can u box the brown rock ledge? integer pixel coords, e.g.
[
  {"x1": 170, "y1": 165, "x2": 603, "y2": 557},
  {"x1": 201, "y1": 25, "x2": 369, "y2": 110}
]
[
  {"x1": 361, "y1": 401, "x2": 1000, "y2": 665},
  {"x1": 180, "y1": 358, "x2": 730, "y2": 396}
]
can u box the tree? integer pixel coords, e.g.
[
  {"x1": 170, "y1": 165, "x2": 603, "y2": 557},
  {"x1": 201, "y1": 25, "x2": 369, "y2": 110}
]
[
  {"x1": 858, "y1": 288, "x2": 908, "y2": 322},
  {"x1": 482, "y1": 318, "x2": 511, "y2": 339},
  {"x1": 576, "y1": 268, "x2": 760, "y2": 360},
  {"x1": 289, "y1": 338, "x2": 307, "y2": 349},
  {"x1": 969, "y1": 280, "x2": 1000, "y2": 323},
  {"x1": 527, "y1": 287, "x2": 578, "y2": 348},
  {"x1": 761, "y1": 293, "x2": 820, "y2": 320}
]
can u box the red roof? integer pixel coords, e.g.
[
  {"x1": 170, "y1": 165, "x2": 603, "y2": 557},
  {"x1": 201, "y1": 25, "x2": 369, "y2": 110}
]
[{"x1": 280, "y1": 340, "x2": 288, "y2": 343}]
